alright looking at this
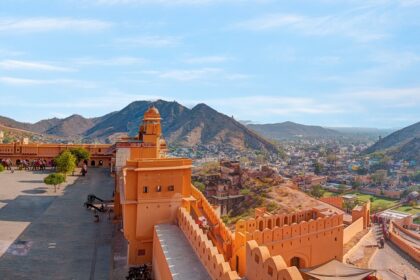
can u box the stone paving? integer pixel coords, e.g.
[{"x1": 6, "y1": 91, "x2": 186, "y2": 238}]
[{"x1": 0, "y1": 168, "x2": 114, "y2": 280}]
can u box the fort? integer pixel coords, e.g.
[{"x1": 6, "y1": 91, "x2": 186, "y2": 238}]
[
  {"x1": 110, "y1": 107, "x2": 374, "y2": 279},
  {"x1": 0, "y1": 107, "x2": 377, "y2": 279}
]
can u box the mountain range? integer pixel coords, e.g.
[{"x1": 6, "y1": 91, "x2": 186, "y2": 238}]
[
  {"x1": 364, "y1": 121, "x2": 420, "y2": 162},
  {"x1": 247, "y1": 122, "x2": 342, "y2": 140},
  {"x1": 0, "y1": 100, "x2": 279, "y2": 153}
]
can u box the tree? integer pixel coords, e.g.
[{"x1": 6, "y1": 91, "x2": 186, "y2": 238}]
[
  {"x1": 310, "y1": 185, "x2": 325, "y2": 198},
  {"x1": 44, "y1": 173, "x2": 66, "y2": 192},
  {"x1": 0, "y1": 164, "x2": 4, "y2": 173},
  {"x1": 55, "y1": 150, "x2": 76, "y2": 175},
  {"x1": 313, "y1": 161, "x2": 324, "y2": 175},
  {"x1": 69, "y1": 147, "x2": 90, "y2": 165}
]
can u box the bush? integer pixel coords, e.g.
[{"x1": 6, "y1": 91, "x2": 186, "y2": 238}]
[
  {"x1": 0, "y1": 164, "x2": 4, "y2": 172},
  {"x1": 55, "y1": 150, "x2": 77, "y2": 174},
  {"x1": 44, "y1": 173, "x2": 66, "y2": 192}
]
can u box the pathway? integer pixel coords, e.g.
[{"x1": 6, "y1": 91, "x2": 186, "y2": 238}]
[{"x1": 0, "y1": 168, "x2": 114, "y2": 280}]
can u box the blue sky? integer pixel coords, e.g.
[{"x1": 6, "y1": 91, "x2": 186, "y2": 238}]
[{"x1": 0, "y1": 0, "x2": 419, "y2": 128}]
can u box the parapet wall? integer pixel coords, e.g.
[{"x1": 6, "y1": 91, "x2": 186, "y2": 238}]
[
  {"x1": 389, "y1": 222, "x2": 420, "y2": 263},
  {"x1": 233, "y1": 211, "x2": 344, "y2": 276},
  {"x1": 246, "y1": 240, "x2": 303, "y2": 280},
  {"x1": 177, "y1": 207, "x2": 240, "y2": 280},
  {"x1": 235, "y1": 209, "x2": 318, "y2": 234},
  {"x1": 319, "y1": 197, "x2": 343, "y2": 209},
  {"x1": 191, "y1": 185, "x2": 234, "y2": 243},
  {"x1": 343, "y1": 217, "x2": 364, "y2": 244}
]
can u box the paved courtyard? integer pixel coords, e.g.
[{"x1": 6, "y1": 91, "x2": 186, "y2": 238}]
[{"x1": 0, "y1": 168, "x2": 114, "y2": 280}]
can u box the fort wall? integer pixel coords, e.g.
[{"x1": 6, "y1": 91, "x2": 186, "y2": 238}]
[
  {"x1": 319, "y1": 197, "x2": 343, "y2": 209},
  {"x1": 177, "y1": 207, "x2": 241, "y2": 280},
  {"x1": 232, "y1": 211, "x2": 344, "y2": 275},
  {"x1": 152, "y1": 228, "x2": 173, "y2": 280},
  {"x1": 389, "y1": 222, "x2": 420, "y2": 263},
  {"x1": 245, "y1": 240, "x2": 303, "y2": 280},
  {"x1": 343, "y1": 217, "x2": 363, "y2": 244}
]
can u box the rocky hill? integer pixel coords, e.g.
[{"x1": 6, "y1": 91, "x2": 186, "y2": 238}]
[
  {"x1": 248, "y1": 121, "x2": 342, "y2": 140},
  {"x1": 365, "y1": 122, "x2": 420, "y2": 152},
  {"x1": 0, "y1": 100, "x2": 279, "y2": 153},
  {"x1": 365, "y1": 121, "x2": 420, "y2": 161}
]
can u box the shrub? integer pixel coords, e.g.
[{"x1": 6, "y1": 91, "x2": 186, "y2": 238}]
[
  {"x1": 0, "y1": 164, "x2": 4, "y2": 172},
  {"x1": 55, "y1": 150, "x2": 77, "y2": 175},
  {"x1": 44, "y1": 173, "x2": 66, "y2": 192}
]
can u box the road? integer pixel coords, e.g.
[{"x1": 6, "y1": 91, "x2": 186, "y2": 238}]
[
  {"x1": 0, "y1": 168, "x2": 114, "y2": 280},
  {"x1": 369, "y1": 239, "x2": 420, "y2": 280}
]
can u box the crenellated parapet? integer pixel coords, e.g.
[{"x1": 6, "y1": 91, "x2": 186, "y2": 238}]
[
  {"x1": 232, "y1": 208, "x2": 344, "y2": 276},
  {"x1": 246, "y1": 240, "x2": 303, "y2": 280},
  {"x1": 177, "y1": 207, "x2": 241, "y2": 280}
]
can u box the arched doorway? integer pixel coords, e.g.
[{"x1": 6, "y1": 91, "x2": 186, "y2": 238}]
[
  {"x1": 268, "y1": 219, "x2": 272, "y2": 229},
  {"x1": 290, "y1": 257, "x2": 306, "y2": 269},
  {"x1": 91, "y1": 160, "x2": 96, "y2": 167},
  {"x1": 284, "y1": 216, "x2": 289, "y2": 225},
  {"x1": 99, "y1": 160, "x2": 103, "y2": 167},
  {"x1": 292, "y1": 215, "x2": 297, "y2": 224},
  {"x1": 276, "y1": 217, "x2": 280, "y2": 227}
]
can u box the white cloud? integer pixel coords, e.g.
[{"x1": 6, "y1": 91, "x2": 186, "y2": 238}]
[
  {"x1": 182, "y1": 96, "x2": 346, "y2": 117},
  {"x1": 0, "y1": 77, "x2": 97, "y2": 88},
  {"x1": 159, "y1": 68, "x2": 222, "y2": 81},
  {"x1": 0, "y1": 17, "x2": 112, "y2": 33},
  {"x1": 73, "y1": 56, "x2": 146, "y2": 66},
  {"x1": 184, "y1": 55, "x2": 229, "y2": 64},
  {"x1": 233, "y1": 10, "x2": 389, "y2": 42},
  {"x1": 141, "y1": 67, "x2": 249, "y2": 81},
  {"x1": 115, "y1": 36, "x2": 180, "y2": 48},
  {"x1": 94, "y1": 0, "x2": 260, "y2": 5},
  {"x1": 0, "y1": 60, "x2": 75, "y2": 72}
]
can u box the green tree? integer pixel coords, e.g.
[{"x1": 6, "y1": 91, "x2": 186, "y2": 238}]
[
  {"x1": 0, "y1": 164, "x2": 4, "y2": 172},
  {"x1": 313, "y1": 161, "x2": 324, "y2": 175},
  {"x1": 69, "y1": 147, "x2": 90, "y2": 165},
  {"x1": 55, "y1": 150, "x2": 77, "y2": 175},
  {"x1": 310, "y1": 185, "x2": 325, "y2": 198},
  {"x1": 44, "y1": 173, "x2": 66, "y2": 192}
]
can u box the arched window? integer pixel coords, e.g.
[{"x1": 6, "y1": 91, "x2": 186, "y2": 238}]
[
  {"x1": 268, "y1": 219, "x2": 272, "y2": 229},
  {"x1": 259, "y1": 221, "x2": 264, "y2": 231},
  {"x1": 276, "y1": 218, "x2": 280, "y2": 227}
]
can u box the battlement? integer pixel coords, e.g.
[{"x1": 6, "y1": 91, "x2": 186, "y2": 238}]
[
  {"x1": 246, "y1": 240, "x2": 303, "y2": 280},
  {"x1": 232, "y1": 209, "x2": 344, "y2": 276},
  {"x1": 235, "y1": 208, "x2": 343, "y2": 235},
  {"x1": 177, "y1": 207, "x2": 241, "y2": 280}
]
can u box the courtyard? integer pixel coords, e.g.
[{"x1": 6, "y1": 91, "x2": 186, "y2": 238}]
[{"x1": 0, "y1": 168, "x2": 114, "y2": 280}]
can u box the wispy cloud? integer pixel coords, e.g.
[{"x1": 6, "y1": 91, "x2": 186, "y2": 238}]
[
  {"x1": 94, "y1": 0, "x2": 257, "y2": 6},
  {"x1": 159, "y1": 68, "x2": 221, "y2": 81},
  {"x1": 233, "y1": 9, "x2": 389, "y2": 41},
  {"x1": 141, "y1": 67, "x2": 249, "y2": 81},
  {"x1": 184, "y1": 55, "x2": 229, "y2": 64},
  {"x1": 0, "y1": 60, "x2": 75, "y2": 72},
  {"x1": 73, "y1": 56, "x2": 146, "y2": 66},
  {"x1": 0, "y1": 17, "x2": 112, "y2": 33},
  {"x1": 0, "y1": 77, "x2": 97, "y2": 88},
  {"x1": 115, "y1": 36, "x2": 180, "y2": 48}
]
